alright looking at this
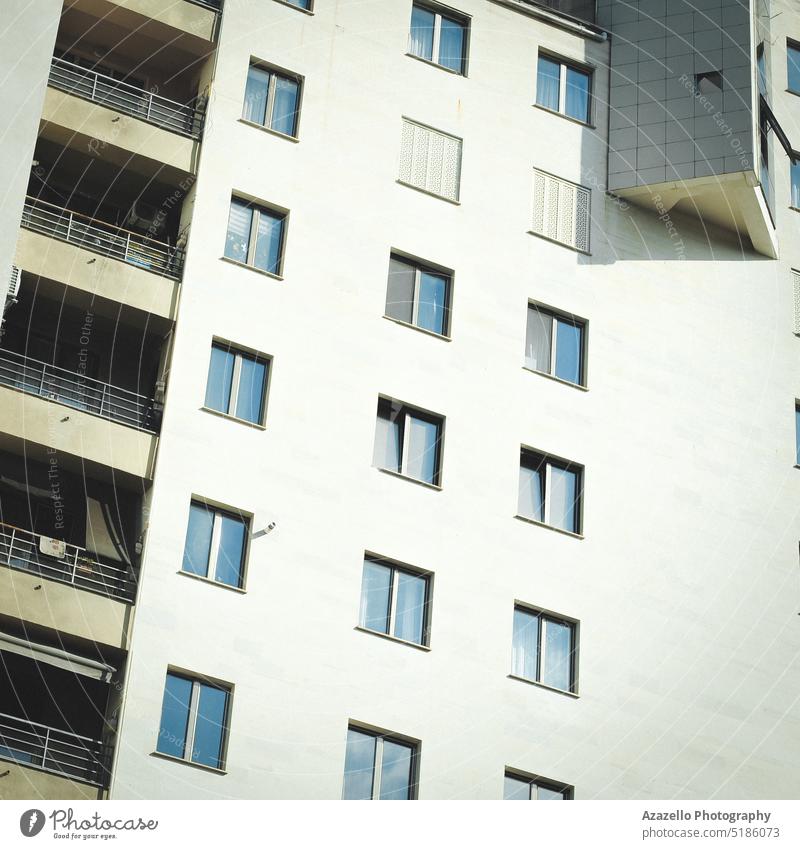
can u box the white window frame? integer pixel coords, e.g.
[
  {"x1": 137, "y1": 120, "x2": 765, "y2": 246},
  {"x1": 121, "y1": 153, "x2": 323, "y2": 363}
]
[
  {"x1": 537, "y1": 52, "x2": 593, "y2": 123},
  {"x1": 408, "y1": 2, "x2": 469, "y2": 74},
  {"x1": 244, "y1": 62, "x2": 302, "y2": 137},
  {"x1": 376, "y1": 398, "x2": 445, "y2": 486},
  {"x1": 525, "y1": 302, "x2": 587, "y2": 386},
  {"x1": 505, "y1": 769, "x2": 574, "y2": 800},
  {"x1": 519, "y1": 448, "x2": 583, "y2": 534},
  {"x1": 184, "y1": 500, "x2": 250, "y2": 589},
  {"x1": 344, "y1": 725, "x2": 419, "y2": 800},
  {"x1": 207, "y1": 341, "x2": 270, "y2": 425},
  {"x1": 387, "y1": 254, "x2": 452, "y2": 337},
  {"x1": 163, "y1": 671, "x2": 231, "y2": 769},
  {"x1": 513, "y1": 604, "x2": 579, "y2": 694},
  {"x1": 360, "y1": 555, "x2": 432, "y2": 646}
]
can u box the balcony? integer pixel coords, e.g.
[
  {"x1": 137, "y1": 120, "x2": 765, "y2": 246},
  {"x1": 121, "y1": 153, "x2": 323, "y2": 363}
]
[
  {"x1": 48, "y1": 57, "x2": 204, "y2": 139},
  {"x1": 0, "y1": 522, "x2": 136, "y2": 603},
  {"x1": 21, "y1": 197, "x2": 183, "y2": 281},
  {"x1": 0, "y1": 712, "x2": 107, "y2": 788},
  {"x1": 0, "y1": 349, "x2": 159, "y2": 433}
]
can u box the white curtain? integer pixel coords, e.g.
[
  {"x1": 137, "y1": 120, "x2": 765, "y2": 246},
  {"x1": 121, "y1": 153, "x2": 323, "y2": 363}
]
[{"x1": 525, "y1": 307, "x2": 552, "y2": 372}]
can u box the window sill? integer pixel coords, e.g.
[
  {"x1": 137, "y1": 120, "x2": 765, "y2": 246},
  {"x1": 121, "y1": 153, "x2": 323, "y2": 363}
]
[
  {"x1": 150, "y1": 750, "x2": 228, "y2": 775},
  {"x1": 527, "y1": 230, "x2": 591, "y2": 256},
  {"x1": 220, "y1": 255, "x2": 284, "y2": 280},
  {"x1": 522, "y1": 366, "x2": 588, "y2": 391},
  {"x1": 786, "y1": 88, "x2": 800, "y2": 98},
  {"x1": 382, "y1": 314, "x2": 452, "y2": 341},
  {"x1": 354, "y1": 626, "x2": 431, "y2": 652},
  {"x1": 514, "y1": 514, "x2": 583, "y2": 539},
  {"x1": 533, "y1": 103, "x2": 594, "y2": 129},
  {"x1": 405, "y1": 52, "x2": 466, "y2": 77},
  {"x1": 237, "y1": 118, "x2": 300, "y2": 143},
  {"x1": 200, "y1": 405, "x2": 266, "y2": 430},
  {"x1": 396, "y1": 180, "x2": 461, "y2": 206},
  {"x1": 177, "y1": 569, "x2": 247, "y2": 594},
  {"x1": 376, "y1": 466, "x2": 442, "y2": 491},
  {"x1": 271, "y1": 0, "x2": 314, "y2": 14},
  {"x1": 790, "y1": 207, "x2": 800, "y2": 214},
  {"x1": 507, "y1": 674, "x2": 580, "y2": 699}
]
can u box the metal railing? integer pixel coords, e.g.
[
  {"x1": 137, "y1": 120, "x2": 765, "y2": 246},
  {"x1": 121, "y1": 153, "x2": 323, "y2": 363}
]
[
  {"x1": 0, "y1": 712, "x2": 108, "y2": 786},
  {"x1": 21, "y1": 196, "x2": 184, "y2": 280},
  {"x1": 0, "y1": 522, "x2": 137, "y2": 603},
  {"x1": 49, "y1": 56, "x2": 205, "y2": 139},
  {"x1": 0, "y1": 347, "x2": 160, "y2": 433}
]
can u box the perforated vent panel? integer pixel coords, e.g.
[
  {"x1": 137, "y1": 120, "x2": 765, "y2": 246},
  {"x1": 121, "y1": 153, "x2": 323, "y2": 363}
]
[
  {"x1": 531, "y1": 169, "x2": 591, "y2": 253},
  {"x1": 399, "y1": 119, "x2": 462, "y2": 202}
]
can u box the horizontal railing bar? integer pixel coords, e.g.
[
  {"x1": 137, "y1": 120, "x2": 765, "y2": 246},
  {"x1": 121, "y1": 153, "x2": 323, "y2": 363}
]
[{"x1": 0, "y1": 712, "x2": 100, "y2": 745}]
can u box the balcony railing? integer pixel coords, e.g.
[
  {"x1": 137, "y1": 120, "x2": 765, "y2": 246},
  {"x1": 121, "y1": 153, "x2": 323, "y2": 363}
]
[
  {"x1": 49, "y1": 56, "x2": 205, "y2": 139},
  {"x1": 0, "y1": 522, "x2": 137, "y2": 603},
  {"x1": 21, "y1": 196, "x2": 184, "y2": 280},
  {"x1": 0, "y1": 712, "x2": 108, "y2": 786},
  {"x1": 0, "y1": 348, "x2": 160, "y2": 433},
  {"x1": 529, "y1": 0, "x2": 596, "y2": 24}
]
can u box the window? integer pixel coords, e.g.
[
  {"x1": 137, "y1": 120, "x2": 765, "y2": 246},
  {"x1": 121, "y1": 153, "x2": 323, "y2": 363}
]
[
  {"x1": 181, "y1": 501, "x2": 248, "y2": 589},
  {"x1": 359, "y1": 556, "x2": 431, "y2": 646},
  {"x1": 795, "y1": 403, "x2": 800, "y2": 465},
  {"x1": 204, "y1": 341, "x2": 270, "y2": 425},
  {"x1": 385, "y1": 254, "x2": 451, "y2": 336},
  {"x1": 531, "y1": 169, "x2": 590, "y2": 252},
  {"x1": 504, "y1": 770, "x2": 573, "y2": 800},
  {"x1": 342, "y1": 725, "x2": 418, "y2": 799},
  {"x1": 525, "y1": 303, "x2": 585, "y2": 386},
  {"x1": 408, "y1": 3, "x2": 468, "y2": 74},
  {"x1": 788, "y1": 41, "x2": 800, "y2": 94},
  {"x1": 277, "y1": 0, "x2": 312, "y2": 9},
  {"x1": 536, "y1": 54, "x2": 592, "y2": 123},
  {"x1": 757, "y1": 43, "x2": 767, "y2": 97},
  {"x1": 695, "y1": 70, "x2": 723, "y2": 97},
  {"x1": 399, "y1": 119, "x2": 462, "y2": 202},
  {"x1": 224, "y1": 197, "x2": 286, "y2": 276},
  {"x1": 792, "y1": 158, "x2": 800, "y2": 209},
  {"x1": 156, "y1": 671, "x2": 231, "y2": 770},
  {"x1": 512, "y1": 605, "x2": 577, "y2": 693},
  {"x1": 518, "y1": 448, "x2": 583, "y2": 534},
  {"x1": 373, "y1": 397, "x2": 444, "y2": 486},
  {"x1": 242, "y1": 62, "x2": 301, "y2": 137}
]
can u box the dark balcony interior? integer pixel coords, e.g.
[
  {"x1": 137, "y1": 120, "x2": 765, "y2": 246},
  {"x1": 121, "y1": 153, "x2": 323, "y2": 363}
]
[
  {"x1": 527, "y1": 0, "x2": 596, "y2": 24},
  {"x1": 0, "y1": 625, "x2": 118, "y2": 785},
  {"x1": 56, "y1": 5, "x2": 208, "y2": 110},
  {"x1": 1, "y1": 279, "x2": 165, "y2": 431},
  {"x1": 0, "y1": 450, "x2": 139, "y2": 588},
  {"x1": 28, "y1": 139, "x2": 186, "y2": 246}
]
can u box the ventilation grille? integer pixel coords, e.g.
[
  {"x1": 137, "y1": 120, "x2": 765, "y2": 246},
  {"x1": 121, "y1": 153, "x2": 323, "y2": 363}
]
[
  {"x1": 531, "y1": 169, "x2": 591, "y2": 253},
  {"x1": 8, "y1": 265, "x2": 20, "y2": 300},
  {"x1": 793, "y1": 270, "x2": 800, "y2": 335},
  {"x1": 399, "y1": 119, "x2": 462, "y2": 202}
]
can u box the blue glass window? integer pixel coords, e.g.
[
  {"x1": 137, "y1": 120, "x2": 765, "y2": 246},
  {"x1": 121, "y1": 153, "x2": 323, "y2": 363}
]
[
  {"x1": 157, "y1": 672, "x2": 230, "y2": 770},
  {"x1": 536, "y1": 57, "x2": 561, "y2": 111},
  {"x1": 537, "y1": 54, "x2": 591, "y2": 123},
  {"x1": 224, "y1": 197, "x2": 286, "y2": 275},
  {"x1": 373, "y1": 399, "x2": 443, "y2": 486},
  {"x1": 409, "y1": 4, "x2": 467, "y2": 74},
  {"x1": 525, "y1": 304, "x2": 585, "y2": 386},
  {"x1": 386, "y1": 255, "x2": 451, "y2": 337},
  {"x1": 343, "y1": 727, "x2": 416, "y2": 800},
  {"x1": 359, "y1": 557, "x2": 430, "y2": 646},
  {"x1": 181, "y1": 501, "x2": 248, "y2": 589},
  {"x1": 512, "y1": 606, "x2": 577, "y2": 694},
  {"x1": 243, "y1": 64, "x2": 300, "y2": 136},
  {"x1": 518, "y1": 450, "x2": 582, "y2": 534},
  {"x1": 205, "y1": 342, "x2": 269, "y2": 424},
  {"x1": 788, "y1": 42, "x2": 800, "y2": 94}
]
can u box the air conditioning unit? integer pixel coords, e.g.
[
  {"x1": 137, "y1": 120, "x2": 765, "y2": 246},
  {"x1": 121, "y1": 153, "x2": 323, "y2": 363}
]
[{"x1": 123, "y1": 199, "x2": 165, "y2": 236}]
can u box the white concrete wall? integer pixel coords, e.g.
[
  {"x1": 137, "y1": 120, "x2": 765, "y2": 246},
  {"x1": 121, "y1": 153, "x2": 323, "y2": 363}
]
[
  {"x1": 0, "y1": 0, "x2": 61, "y2": 303},
  {"x1": 110, "y1": 0, "x2": 800, "y2": 799}
]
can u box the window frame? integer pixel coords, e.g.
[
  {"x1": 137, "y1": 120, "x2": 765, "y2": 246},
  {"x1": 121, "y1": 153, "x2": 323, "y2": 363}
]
[
  {"x1": 242, "y1": 59, "x2": 303, "y2": 139},
  {"x1": 517, "y1": 447, "x2": 584, "y2": 536},
  {"x1": 180, "y1": 498, "x2": 251, "y2": 591},
  {"x1": 504, "y1": 768, "x2": 574, "y2": 800},
  {"x1": 358, "y1": 553, "x2": 433, "y2": 647},
  {"x1": 204, "y1": 339, "x2": 272, "y2": 426},
  {"x1": 385, "y1": 252, "x2": 453, "y2": 338},
  {"x1": 342, "y1": 723, "x2": 420, "y2": 800},
  {"x1": 407, "y1": 1, "x2": 470, "y2": 76},
  {"x1": 272, "y1": 0, "x2": 314, "y2": 12},
  {"x1": 788, "y1": 39, "x2": 800, "y2": 95},
  {"x1": 511, "y1": 603, "x2": 580, "y2": 695},
  {"x1": 155, "y1": 669, "x2": 233, "y2": 772},
  {"x1": 791, "y1": 154, "x2": 800, "y2": 210},
  {"x1": 373, "y1": 396, "x2": 445, "y2": 487},
  {"x1": 224, "y1": 195, "x2": 288, "y2": 278},
  {"x1": 524, "y1": 300, "x2": 587, "y2": 387},
  {"x1": 535, "y1": 51, "x2": 594, "y2": 125}
]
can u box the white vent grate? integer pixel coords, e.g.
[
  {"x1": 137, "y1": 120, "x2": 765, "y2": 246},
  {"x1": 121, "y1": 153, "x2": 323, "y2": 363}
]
[
  {"x1": 531, "y1": 169, "x2": 591, "y2": 253},
  {"x1": 8, "y1": 265, "x2": 21, "y2": 300},
  {"x1": 793, "y1": 270, "x2": 800, "y2": 335},
  {"x1": 399, "y1": 119, "x2": 462, "y2": 202}
]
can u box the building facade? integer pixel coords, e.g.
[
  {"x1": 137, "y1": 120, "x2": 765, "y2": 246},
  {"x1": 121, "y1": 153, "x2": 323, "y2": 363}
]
[{"x1": 1, "y1": 0, "x2": 799, "y2": 801}]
